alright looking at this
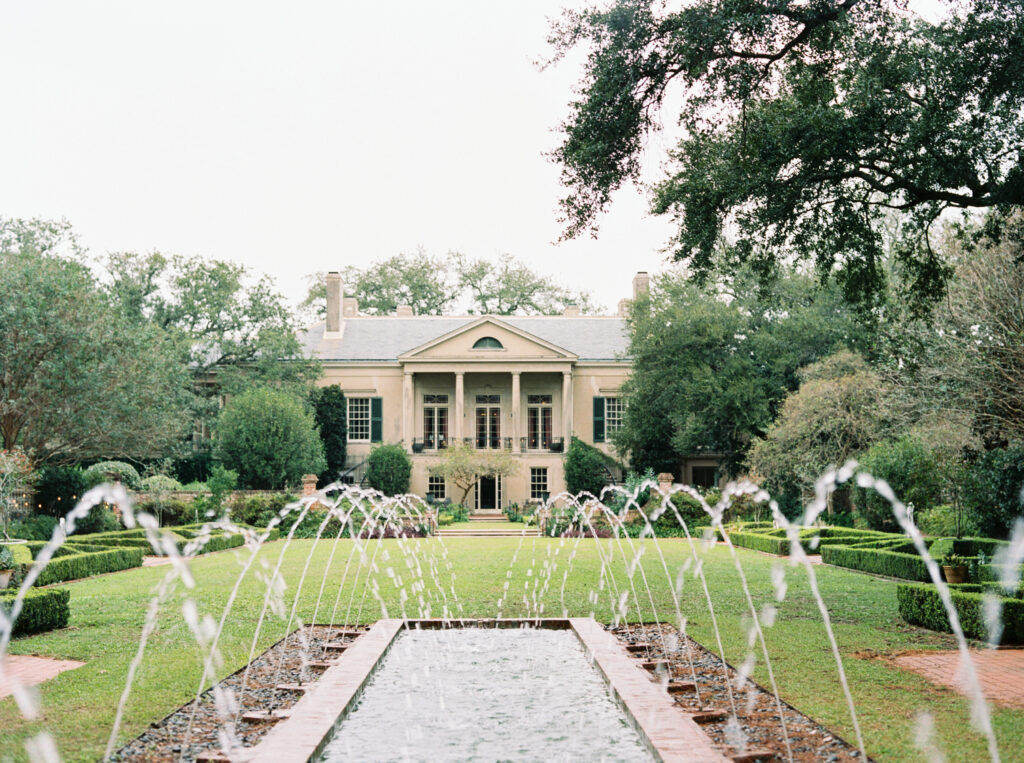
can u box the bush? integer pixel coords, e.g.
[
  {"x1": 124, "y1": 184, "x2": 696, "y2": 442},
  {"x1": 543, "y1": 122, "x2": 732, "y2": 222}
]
[
  {"x1": 365, "y1": 444, "x2": 412, "y2": 496},
  {"x1": 821, "y1": 545, "x2": 930, "y2": 581},
  {"x1": 8, "y1": 514, "x2": 59, "y2": 541},
  {"x1": 897, "y1": 583, "x2": 1024, "y2": 644},
  {"x1": 729, "y1": 531, "x2": 790, "y2": 555},
  {"x1": 173, "y1": 451, "x2": 213, "y2": 485},
  {"x1": 929, "y1": 536, "x2": 1011, "y2": 562},
  {"x1": 82, "y1": 461, "x2": 142, "y2": 490},
  {"x1": 34, "y1": 547, "x2": 144, "y2": 586},
  {"x1": 310, "y1": 385, "x2": 347, "y2": 485},
  {"x1": 0, "y1": 588, "x2": 71, "y2": 636},
  {"x1": 139, "y1": 475, "x2": 184, "y2": 492},
  {"x1": 229, "y1": 493, "x2": 294, "y2": 528},
  {"x1": 72, "y1": 504, "x2": 122, "y2": 535},
  {"x1": 962, "y1": 445, "x2": 1024, "y2": 538},
  {"x1": 564, "y1": 437, "x2": 610, "y2": 497},
  {"x1": 215, "y1": 387, "x2": 326, "y2": 489},
  {"x1": 34, "y1": 466, "x2": 88, "y2": 518},
  {"x1": 916, "y1": 504, "x2": 980, "y2": 538},
  {"x1": 135, "y1": 498, "x2": 192, "y2": 527},
  {"x1": 853, "y1": 436, "x2": 943, "y2": 532}
]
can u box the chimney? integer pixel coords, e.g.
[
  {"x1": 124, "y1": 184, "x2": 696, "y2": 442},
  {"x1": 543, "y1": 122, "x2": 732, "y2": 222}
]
[
  {"x1": 343, "y1": 297, "x2": 359, "y2": 317},
  {"x1": 632, "y1": 272, "x2": 650, "y2": 301},
  {"x1": 617, "y1": 298, "x2": 630, "y2": 316},
  {"x1": 562, "y1": 304, "x2": 580, "y2": 317},
  {"x1": 325, "y1": 271, "x2": 342, "y2": 334},
  {"x1": 396, "y1": 304, "x2": 413, "y2": 316}
]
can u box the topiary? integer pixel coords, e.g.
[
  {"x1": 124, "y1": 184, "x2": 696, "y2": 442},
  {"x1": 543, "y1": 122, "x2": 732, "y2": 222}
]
[
  {"x1": 365, "y1": 444, "x2": 412, "y2": 496},
  {"x1": 82, "y1": 461, "x2": 142, "y2": 490},
  {"x1": 139, "y1": 474, "x2": 184, "y2": 492},
  {"x1": 564, "y1": 437, "x2": 610, "y2": 497}
]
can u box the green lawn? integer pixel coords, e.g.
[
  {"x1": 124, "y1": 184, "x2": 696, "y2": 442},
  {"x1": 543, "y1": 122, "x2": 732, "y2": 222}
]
[{"x1": 1, "y1": 536, "x2": 1021, "y2": 762}]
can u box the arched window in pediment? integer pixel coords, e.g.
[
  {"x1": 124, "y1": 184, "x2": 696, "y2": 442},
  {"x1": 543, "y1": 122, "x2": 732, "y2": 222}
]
[{"x1": 472, "y1": 336, "x2": 504, "y2": 350}]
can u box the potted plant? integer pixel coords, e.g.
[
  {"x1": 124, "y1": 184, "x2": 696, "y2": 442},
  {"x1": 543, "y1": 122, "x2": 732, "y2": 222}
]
[
  {"x1": 942, "y1": 552, "x2": 969, "y2": 584},
  {"x1": 0, "y1": 545, "x2": 16, "y2": 589}
]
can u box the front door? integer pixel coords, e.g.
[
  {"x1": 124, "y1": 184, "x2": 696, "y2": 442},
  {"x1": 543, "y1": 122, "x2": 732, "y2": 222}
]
[{"x1": 478, "y1": 476, "x2": 497, "y2": 510}]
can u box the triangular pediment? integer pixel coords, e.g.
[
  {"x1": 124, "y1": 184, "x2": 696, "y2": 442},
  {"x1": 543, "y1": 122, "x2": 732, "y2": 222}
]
[{"x1": 399, "y1": 317, "x2": 577, "y2": 361}]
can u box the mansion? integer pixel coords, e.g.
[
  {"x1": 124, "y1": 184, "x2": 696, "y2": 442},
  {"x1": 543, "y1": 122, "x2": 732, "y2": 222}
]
[{"x1": 300, "y1": 272, "x2": 721, "y2": 508}]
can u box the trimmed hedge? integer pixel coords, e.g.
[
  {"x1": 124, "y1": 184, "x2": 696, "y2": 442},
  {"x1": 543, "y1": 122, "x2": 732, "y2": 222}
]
[
  {"x1": 821, "y1": 545, "x2": 930, "y2": 581},
  {"x1": 0, "y1": 588, "x2": 71, "y2": 636},
  {"x1": 929, "y1": 536, "x2": 1011, "y2": 560},
  {"x1": 729, "y1": 531, "x2": 790, "y2": 555},
  {"x1": 34, "y1": 548, "x2": 144, "y2": 586},
  {"x1": 897, "y1": 583, "x2": 1024, "y2": 644}
]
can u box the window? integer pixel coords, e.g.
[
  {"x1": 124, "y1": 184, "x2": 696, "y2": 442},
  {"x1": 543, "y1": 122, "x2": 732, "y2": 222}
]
[
  {"x1": 348, "y1": 397, "x2": 370, "y2": 441},
  {"x1": 530, "y1": 468, "x2": 548, "y2": 500},
  {"x1": 472, "y1": 336, "x2": 504, "y2": 350},
  {"x1": 604, "y1": 398, "x2": 624, "y2": 435},
  {"x1": 423, "y1": 394, "x2": 448, "y2": 449},
  {"x1": 593, "y1": 396, "x2": 624, "y2": 443},
  {"x1": 427, "y1": 475, "x2": 446, "y2": 500},
  {"x1": 527, "y1": 394, "x2": 553, "y2": 449},
  {"x1": 475, "y1": 400, "x2": 501, "y2": 449},
  {"x1": 347, "y1": 397, "x2": 382, "y2": 442}
]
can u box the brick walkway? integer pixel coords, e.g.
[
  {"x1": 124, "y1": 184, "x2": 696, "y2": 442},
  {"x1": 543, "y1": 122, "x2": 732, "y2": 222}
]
[
  {"x1": 895, "y1": 649, "x2": 1024, "y2": 708},
  {"x1": 0, "y1": 655, "x2": 85, "y2": 698}
]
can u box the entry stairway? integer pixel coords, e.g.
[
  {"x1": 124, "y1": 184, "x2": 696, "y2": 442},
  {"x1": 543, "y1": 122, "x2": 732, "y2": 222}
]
[{"x1": 438, "y1": 511, "x2": 540, "y2": 538}]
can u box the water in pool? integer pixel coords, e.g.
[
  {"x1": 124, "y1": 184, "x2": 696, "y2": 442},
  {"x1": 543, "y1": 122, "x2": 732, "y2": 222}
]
[{"x1": 319, "y1": 627, "x2": 653, "y2": 762}]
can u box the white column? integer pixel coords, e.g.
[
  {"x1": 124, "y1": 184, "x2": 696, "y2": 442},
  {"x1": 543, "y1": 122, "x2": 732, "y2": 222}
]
[
  {"x1": 511, "y1": 371, "x2": 521, "y2": 451},
  {"x1": 454, "y1": 372, "x2": 465, "y2": 443},
  {"x1": 562, "y1": 370, "x2": 573, "y2": 441},
  {"x1": 402, "y1": 371, "x2": 414, "y2": 450}
]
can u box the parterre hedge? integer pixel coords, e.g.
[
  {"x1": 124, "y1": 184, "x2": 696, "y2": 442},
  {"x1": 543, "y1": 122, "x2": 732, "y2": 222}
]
[
  {"x1": 897, "y1": 583, "x2": 1024, "y2": 644},
  {"x1": 0, "y1": 588, "x2": 71, "y2": 636},
  {"x1": 929, "y1": 536, "x2": 1011, "y2": 561},
  {"x1": 34, "y1": 548, "x2": 145, "y2": 586},
  {"x1": 820, "y1": 545, "x2": 931, "y2": 581},
  {"x1": 728, "y1": 531, "x2": 790, "y2": 555}
]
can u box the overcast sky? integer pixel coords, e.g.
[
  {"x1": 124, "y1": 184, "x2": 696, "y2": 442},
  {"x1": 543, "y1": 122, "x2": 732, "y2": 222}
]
[{"x1": 1, "y1": 1, "x2": 944, "y2": 316}]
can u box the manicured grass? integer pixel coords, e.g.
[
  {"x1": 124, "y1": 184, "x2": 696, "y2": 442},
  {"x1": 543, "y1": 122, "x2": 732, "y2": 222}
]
[{"x1": 1, "y1": 537, "x2": 1022, "y2": 762}]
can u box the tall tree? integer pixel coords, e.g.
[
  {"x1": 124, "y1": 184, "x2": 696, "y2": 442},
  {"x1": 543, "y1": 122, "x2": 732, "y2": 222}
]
[
  {"x1": 548, "y1": 0, "x2": 1024, "y2": 306},
  {"x1": 457, "y1": 253, "x2": 597, "y2": 315},
  {"x1": 309, "y1": 385, "x2": 347, "y2": 485},
  {"x1": 615, "y1": 268, "x2": 872, "y2": 474},
  {"x1": 0, "y1": 221, "x2": 190, "y2": 465},
  {"x1": 105, "y1": 252, "x2": 319, "y2": 425}
]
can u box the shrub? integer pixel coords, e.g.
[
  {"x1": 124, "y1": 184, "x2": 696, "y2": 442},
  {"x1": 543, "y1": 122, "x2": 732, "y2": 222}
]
[
  {"x1": 917, "y1": 504, "x2": 980, "y2": 538},
  {"x1": 365, "y1": 444, "x2": 412, "y2": 496},
  {"x1": 139, "y1": 475, "x2": 184, "y2": 492},
  {"x1": 821, "y1": 545, "x2": 930, "y2": 581},
  {"x1": 564, "y1": 437, "x2": 610, "y2": 497},
  {"x1": 82, "y1": 461, "x2": 142, "y2": 490},
  {"x1": 0, "y1": 588, "x2": 71, "y2": 636},
  {"x1": 34, "y1": 466, "x2": 88, "y2": 518},
  {"x1": 214, "y1": 387, "x2": 326, "y2": 489},
  {"x1": 172, "y1": 450, "x2": 213, "y2": 485},
  {"x1": 8, "y1": 514, "x2": 59, "y2": 541},
  {"x1": 729, "y1": 531, "x2": 790, "y2": 555},
  {"x1": 310, "y1": 385, "x2": 347, "y2": 485},
  {"x1": 229, "y1": 493, "x2": 294, "y2": 528},
  {"x1": 135, "y1": 498, "x2": 192, "y2": 527},
  {"x1": 72, "y1": 504, "x2": 122, "y2": 535},
  {"x1": 962, "y1": 445, "x2": 1024, "y2": 538},
  {"x1": 853, "y1": 436, "x2": 943, "y2": 532},
  {"x1": 34, "y1": 547, "x2": 144, "y2": 586},
  {"x1": 897, "y1": 583, "x2": 1024, "y2": 644}
]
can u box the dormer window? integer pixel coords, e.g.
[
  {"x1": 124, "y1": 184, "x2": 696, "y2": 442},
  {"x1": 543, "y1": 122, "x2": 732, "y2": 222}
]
[{"x1": 472, "y1": 336, "x2": 504, "y2": 350}]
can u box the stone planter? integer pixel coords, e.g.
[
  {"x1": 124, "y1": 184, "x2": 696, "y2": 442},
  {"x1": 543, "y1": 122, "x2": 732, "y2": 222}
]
[
  {"x1": 943, "y1": 565, "x2": 968, "y2": 584},
  {"x1": 0, "y1": 569, "x2": 13, "y2": 589}
]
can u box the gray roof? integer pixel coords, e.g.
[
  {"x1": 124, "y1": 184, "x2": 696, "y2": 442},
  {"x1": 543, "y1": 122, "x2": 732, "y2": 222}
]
[{"x1": 299, "y1": 316, "x2": 630, "y2": 362}]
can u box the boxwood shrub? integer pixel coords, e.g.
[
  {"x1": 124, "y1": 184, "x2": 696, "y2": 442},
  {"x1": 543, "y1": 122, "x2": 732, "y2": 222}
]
[
  {"x1": 897, "y1": 583, "x2": 1024, "y2": 644},
  {"x1": 729, "y1": 531, "x2": 790, "y2": 556},
  {"x1": 0, "y1": 588, "x2": 71, "y2": 636},
  {"x1": 821, "y1": 545, "x2": 930, "y2": 581},
  {"x1": 35, "y1": 548, "x2": 144, "y2": 586}
]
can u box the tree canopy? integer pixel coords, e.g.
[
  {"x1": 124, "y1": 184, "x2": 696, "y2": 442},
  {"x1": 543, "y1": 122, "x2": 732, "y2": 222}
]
[
  {"x1": 301, "y1": 250, "x2": 596, "y2": 319},
  {"x1": 549, "y1": 0, "x2": 1024, "y2": 305},
  {"x1": 0, "y1": 221, "x2": 190, "y2": 465}
]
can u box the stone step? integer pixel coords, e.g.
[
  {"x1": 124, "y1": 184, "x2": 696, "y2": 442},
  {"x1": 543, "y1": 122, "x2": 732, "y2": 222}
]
[
  {"x1": 440, "y1": 529, "x2": 540, "y2": 537},
  {"x1": 727, "y1": 750, "x2": 775, "y2": 762},
  {"x1": 667, "y1": 680, "x2": 698, "y2": 694},
  {"x1": 691, "y1": 707, "x2": 729, "y2": 723}
]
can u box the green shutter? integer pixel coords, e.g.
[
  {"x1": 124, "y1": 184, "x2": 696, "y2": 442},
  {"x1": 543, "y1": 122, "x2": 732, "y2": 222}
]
[
  {"x1": 370, "y1": 397, "x2": 383, "y2": 442},
  {"x1": 593, "y1": 397, "x2": 605, "y2": 443}
]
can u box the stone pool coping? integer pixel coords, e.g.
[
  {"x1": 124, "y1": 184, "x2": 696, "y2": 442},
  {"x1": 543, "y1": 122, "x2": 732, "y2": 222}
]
[{"x1": 236, "y1": 618, "x2": 728, "y2": 763}]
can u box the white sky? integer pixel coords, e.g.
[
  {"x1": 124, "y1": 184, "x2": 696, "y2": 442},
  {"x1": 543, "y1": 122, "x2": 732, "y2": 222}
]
[{"x1": 0, "y1": 1, "x2": 945, "y2": 315}]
